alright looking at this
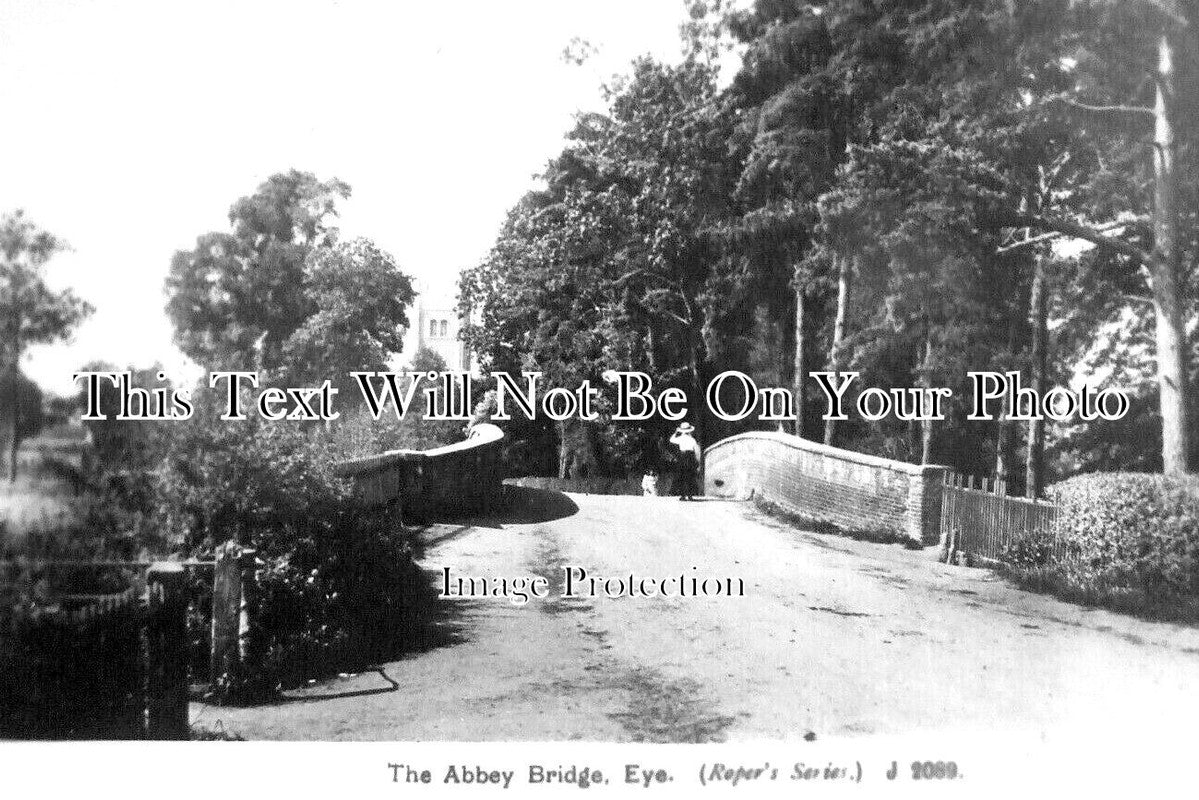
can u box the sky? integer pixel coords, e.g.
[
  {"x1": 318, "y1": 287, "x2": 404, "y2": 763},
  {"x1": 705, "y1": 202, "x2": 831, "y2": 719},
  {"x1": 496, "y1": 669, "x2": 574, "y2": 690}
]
[{"x1": 0, "y1": 0, "x2": 725, "y2": 396}]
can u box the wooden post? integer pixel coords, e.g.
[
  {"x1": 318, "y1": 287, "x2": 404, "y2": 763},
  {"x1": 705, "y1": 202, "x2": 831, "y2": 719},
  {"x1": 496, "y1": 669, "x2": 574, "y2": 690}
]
[
  {"x1": 210, "y1": 543, "x2": 257, "y2": 698},
  {"x1": 146, "y1": 562, "x2": 189, "y2": 740}
]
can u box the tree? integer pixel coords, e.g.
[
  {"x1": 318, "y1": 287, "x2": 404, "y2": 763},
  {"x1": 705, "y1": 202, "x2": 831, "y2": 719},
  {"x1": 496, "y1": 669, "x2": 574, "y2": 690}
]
[
  {"x1": 724, "y1": 0, "x2": 954, "y2": 445},
  {"x1": 466, "y1": 0, "x2": 1193, "y2": 484},
  {"x1": 279, "y1": 237, "x2": 415, "y2": 397},
  {"x1": 0, "y1": 371, "x2": 44, "y2": 471},
  {"x1": 458, "y1": 120, "x2": 622, "y2": 474},
  {"x1": 165, "y1": 170, "x2": 351, "y2": 373},
  {"x1": 0, "y1": 210, "x2": 92, "y2": 480},
  {"x1": 1006, "y1": 0, "x2": 1199, "y2": 475},
  {"x1": 460, "y1": 57, "x2": 739, "y2": 474},
  {"x1": 600, "y1": 57, "x2": 740, "y2": 447},
  {"x1": 166, "y1": 173, "x2": 417, "y2": 411},
  {"x1": 724, "y1": 2, "x2": 841, "y2": 438},
  {"x1": 75, "y1": 361, "x2": 170, "y2": 474},
  {"x1": 810, "y1": 125, "x2": 1030, "y2": 466},
  {"x1": 408, "y1": 345, "x2": 450, "y2": 374}
]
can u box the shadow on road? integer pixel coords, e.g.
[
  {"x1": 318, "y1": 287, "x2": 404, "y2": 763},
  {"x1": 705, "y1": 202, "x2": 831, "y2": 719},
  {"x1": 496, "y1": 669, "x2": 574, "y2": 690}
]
[
  {"x1": 422, "y1": 486, "x2": 580, "y2": 531},
  {"x1": 389, "y1": 570, "x2": 481, "y2": 656},
  {"x1": 264, "y1": 569, "x2": 482, "y2": 707},
  {"x1": 280, "y1": 666, "x2": 400, "y2": 703},
  {"x1": 421, "y1": 524, "x2": 477, "y2": 549},
  {"x1": 493, "y1": 486, "x2": 580, "y2": 524},
  {"x1": 272, "y1": 488, "x2": 580, "y2": 706}
]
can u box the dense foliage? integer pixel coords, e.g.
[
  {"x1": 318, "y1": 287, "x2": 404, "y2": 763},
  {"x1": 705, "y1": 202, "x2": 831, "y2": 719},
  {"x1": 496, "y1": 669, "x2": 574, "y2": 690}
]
[
  {"x1": 2, "y1": 171, "x2": 435, "y2": 697},
  {"x1": 164, "y1": 171, "x2": 415, "y2": 390},
  {"x1": 153, "y1": 398, "x2": 429, "y2": 698},
  {"x1": 1003, "y1": 472, "x2": 1199, "y2": 609},
  {"x1": 460, "y1": 0, "x2": 1199, "y2": 491}
]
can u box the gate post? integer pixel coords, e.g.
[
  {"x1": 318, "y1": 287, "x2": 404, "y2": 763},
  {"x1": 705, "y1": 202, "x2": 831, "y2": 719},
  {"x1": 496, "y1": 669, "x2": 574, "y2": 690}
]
[
  {"x1": 146, "y1": 562, "x2": 189, "y2": 740},
  {"x1": 209, "y1": 543, "x2": 257, "y2": 699}
]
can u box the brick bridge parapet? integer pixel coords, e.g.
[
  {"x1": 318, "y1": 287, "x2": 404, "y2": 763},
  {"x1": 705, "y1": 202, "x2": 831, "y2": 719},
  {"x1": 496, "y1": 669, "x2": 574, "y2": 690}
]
[{"x1": 704, "y1": 430, "x2": 945, "y2": 545}]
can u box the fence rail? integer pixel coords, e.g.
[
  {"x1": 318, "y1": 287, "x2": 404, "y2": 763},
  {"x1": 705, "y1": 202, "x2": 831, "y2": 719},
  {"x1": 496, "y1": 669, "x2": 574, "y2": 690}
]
[
  {"x1": 940, "y1": 472, "x2": 1060, "y2": 564},
  {"x1": 0, "y1": 551, "x2": 253, "y2": 740}
]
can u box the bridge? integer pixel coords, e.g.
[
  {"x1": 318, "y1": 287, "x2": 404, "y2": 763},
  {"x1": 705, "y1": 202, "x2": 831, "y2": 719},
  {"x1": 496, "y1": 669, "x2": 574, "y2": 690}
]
[
  {"x1": 196, "y1": 427, "x2": 1199, "y2": 741},
  {"x1": 332, "y1": 425, "x2": 946, "y2": 546}
]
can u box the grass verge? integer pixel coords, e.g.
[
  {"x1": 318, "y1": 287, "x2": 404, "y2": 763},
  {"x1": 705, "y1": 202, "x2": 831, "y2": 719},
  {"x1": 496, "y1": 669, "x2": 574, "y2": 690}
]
[
  {"x1": 997, "y1": 562, "x2": 1199, "y2": 626},
  {"x1": 752, "y1": 496, "x2": 921, "y2": 549}
]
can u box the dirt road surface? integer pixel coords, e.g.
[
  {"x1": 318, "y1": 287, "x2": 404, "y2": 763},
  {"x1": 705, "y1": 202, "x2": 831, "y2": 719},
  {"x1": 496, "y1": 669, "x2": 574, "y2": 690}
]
[{"x1": 193, "y1": 490, "x2": 1199, "y2": 741}]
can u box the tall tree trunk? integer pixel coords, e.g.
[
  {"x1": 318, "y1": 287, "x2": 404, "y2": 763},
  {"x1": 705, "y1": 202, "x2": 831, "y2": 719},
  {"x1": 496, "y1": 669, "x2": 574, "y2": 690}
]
[
  {"x1": 687, "y1": 342, "x2": 706, "y2": 493},
  {"x1": 993, "y1": 415, "x2": 1011, "y2": 485},
  {"x1": 1025, "y1": 255, "x2": 1048, "y2": 498},
  {"x1": 824, "y1": 256, "x2": 852, "y2": 447},
  {"x1": 556, "y1": 419, "x2": 569, "y2": 479},
  {"x1": 1151, "y1": 32, "x2": 1191, "y2": 475},
  {"x1": 689, "y1": 343, "x2": 704, "y2": 446},
  {"x1": 645, "y1": 326, "x2": 658, "y2": 376},
  {"x1": 919, "y1": 324, "x2": 935, "y2": 465},
  {"x1": 994, "y1": 303, "x2": 1021, "y2": 484},
  {"x1": 1, "y1": 363, "x2": 17, "y2": 482},
  {"x1": 793, "y1": 284, "x2": 805, "y2": 438}
]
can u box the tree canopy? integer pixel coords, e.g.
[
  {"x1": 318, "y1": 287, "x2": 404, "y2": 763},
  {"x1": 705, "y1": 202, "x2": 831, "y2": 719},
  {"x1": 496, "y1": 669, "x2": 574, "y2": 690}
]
[
  {"x1": 165, "y1": 171, "x2": 415, "y2": 394},
  {"x1": 0, "y1": 210, "x2": 92, "y2": 480},
  {"x1": 165, "y1": 170, "x2": 353, "y2": 373},
  {"x1": 460, "y1": 0, "x2": 1199, "y2": 487}
]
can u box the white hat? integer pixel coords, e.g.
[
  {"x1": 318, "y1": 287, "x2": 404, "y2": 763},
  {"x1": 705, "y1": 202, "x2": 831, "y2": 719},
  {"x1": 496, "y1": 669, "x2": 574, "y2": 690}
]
[{"x1": 676, "y1": 422, "x2": 695, "y2": 433}]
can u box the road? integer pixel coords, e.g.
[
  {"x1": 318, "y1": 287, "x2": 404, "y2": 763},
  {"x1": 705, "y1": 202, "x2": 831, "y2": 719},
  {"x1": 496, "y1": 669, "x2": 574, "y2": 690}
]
[{"x1": 194, "y1": 489, "x2": 1199, "y2": 741}]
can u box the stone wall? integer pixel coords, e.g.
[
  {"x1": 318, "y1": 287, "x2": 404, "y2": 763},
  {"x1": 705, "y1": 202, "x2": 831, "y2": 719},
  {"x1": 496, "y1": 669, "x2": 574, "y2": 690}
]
[
  {"x1": 704, "y1": 431, "x2": 945, "y2": 545},
  {"x1": 333, "y1": 423, "x2": 504, "y2": 518}
]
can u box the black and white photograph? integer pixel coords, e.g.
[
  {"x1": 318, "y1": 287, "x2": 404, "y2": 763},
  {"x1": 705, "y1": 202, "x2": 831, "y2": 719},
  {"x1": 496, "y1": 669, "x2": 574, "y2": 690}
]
[{"x1": 2, "y1": 0, "x2": 1199, "y2": 795}]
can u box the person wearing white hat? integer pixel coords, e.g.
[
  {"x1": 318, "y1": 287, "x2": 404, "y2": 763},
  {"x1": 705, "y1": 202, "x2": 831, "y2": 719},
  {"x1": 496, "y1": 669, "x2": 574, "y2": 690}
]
[{"x1": 669, "y1": 422, "x2": 702, "y2": 501}]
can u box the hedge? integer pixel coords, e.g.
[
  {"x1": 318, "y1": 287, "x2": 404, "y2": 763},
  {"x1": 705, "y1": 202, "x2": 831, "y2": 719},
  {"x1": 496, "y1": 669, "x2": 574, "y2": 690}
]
[{"x1": 1003, "y1": 472, "x2": 1199, "y2": 605}]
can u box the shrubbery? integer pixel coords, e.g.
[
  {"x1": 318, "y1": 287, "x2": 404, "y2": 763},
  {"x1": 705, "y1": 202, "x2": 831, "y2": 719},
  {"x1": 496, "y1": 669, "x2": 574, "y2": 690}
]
[
  {"x1": 10, "y1": 382, "x2": 447, "y2": 703},
  {"x1": 153, "y1": 404, "x2": 433, "y2": 701},
  {"x1": 1001, "y1": 472, "x2": 1199, "y2": 612},
  {"x1": 0, "y1": 451, "x2": 159, "y2": 616},
  {"x1": 315, "y1": 406, "x2": 463, "y2": 461}
]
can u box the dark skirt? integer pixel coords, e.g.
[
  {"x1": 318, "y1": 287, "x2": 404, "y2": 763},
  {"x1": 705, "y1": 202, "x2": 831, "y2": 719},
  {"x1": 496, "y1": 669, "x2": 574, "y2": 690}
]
[{"x1": 676, "y1": 465, "x2": 699, "y2": 497}]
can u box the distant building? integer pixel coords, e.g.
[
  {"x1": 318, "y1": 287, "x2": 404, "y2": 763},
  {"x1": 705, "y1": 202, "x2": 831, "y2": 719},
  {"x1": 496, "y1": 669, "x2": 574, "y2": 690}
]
[
  {"x1": 400, "y1": 283, "x2": 470, "y2": 371},
  {"x1": 415, "y1": 302, "x2": 468, "y2": 371}
]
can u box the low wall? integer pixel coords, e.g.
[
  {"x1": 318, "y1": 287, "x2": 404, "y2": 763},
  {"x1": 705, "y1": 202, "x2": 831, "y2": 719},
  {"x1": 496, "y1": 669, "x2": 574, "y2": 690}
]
[
  {"x1": 703, "y1": 431, "x2": 945, "y2": 545},
  {"x1": 333, "y1": 423, "x2": 505, "y2": 517}
]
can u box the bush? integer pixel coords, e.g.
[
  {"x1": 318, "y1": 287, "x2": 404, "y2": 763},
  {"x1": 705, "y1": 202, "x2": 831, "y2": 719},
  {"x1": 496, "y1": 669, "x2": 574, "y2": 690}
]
[
  {"x1": 1004, "y1": 472, "x2": 1199, "y2": 607},
  {"x1": 315, "y1": 406, "x2": 463, "y2": 460},
  {"x1": 999, "y1": 527, "x2": 1063, "y2": 569},
  {"x1": 153, "y1": 407, "x2": 430, "y2": 701}
]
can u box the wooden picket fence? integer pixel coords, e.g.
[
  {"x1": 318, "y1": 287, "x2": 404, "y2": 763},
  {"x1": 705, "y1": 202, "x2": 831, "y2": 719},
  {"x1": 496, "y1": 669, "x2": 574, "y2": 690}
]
[
  {"x1": 0, "y1": 562, "x2": 194, "y2": 740},
  {"x1": 0, "y1": 547, "x2": 258, "y2": 740},
  {"x1": 940, "y1": 472, "x2": 1061, "y2": 564}
]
